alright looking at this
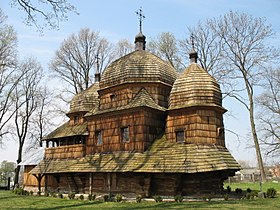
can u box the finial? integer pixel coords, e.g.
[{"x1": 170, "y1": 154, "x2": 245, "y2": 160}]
[
  {"x1": 136, "y1": 7, "x2": 145, "y2": 33},
  {"x1": 189, "y1": 33, "x2": 198, "y2": 63},
  {"x1": 95, "y1": 54, "x2": 100, "y2": 82}
]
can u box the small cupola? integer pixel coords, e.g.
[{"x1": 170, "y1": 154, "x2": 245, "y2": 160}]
[
  {"x1": 135, "y1": 32, "x2": 146, "y2": 50},
  {"x1": 189, "y1": 34, "x2": 198, "y2": 63}
]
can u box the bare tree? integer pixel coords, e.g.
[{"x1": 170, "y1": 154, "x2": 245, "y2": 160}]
[
  {"x1": 209, "y1": 11, "x2": 279, "y2": 181},
  {"x1": 147, "y1": 32, "x2": 185, "y2": 71},
  {"x1": 0, "y1": 9, "x2": 20, "y2": 142},
  {"x1": 10, "y1": 0, "x2": 77, "y2": 31},
  {"x1": 257, "y1": 67, "x2": 280, "y2": 155},
  {"x1": 12, "y1": 57, "x2": 44, "y2": 187},
  {"x1": 50, "y1": 28, "x2": 114, "y2": 96},
  {"x1": 180, "y1": 21, "x2": 230, "y2": 83},
  {"x1": 114, "y1": 39, "x2": 134, "y2": 59}
]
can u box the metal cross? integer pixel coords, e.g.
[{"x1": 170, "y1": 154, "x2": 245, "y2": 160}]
[
  {"x1": 136, "y1": 7, "x2": 145, "y2": 33},
  {"x1": 190, "y1": 33, "x2": 195, "y2": 50}
]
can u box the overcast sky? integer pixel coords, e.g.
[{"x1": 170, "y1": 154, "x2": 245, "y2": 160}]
[{"x1": 1, "y1": 0, "x2": 280, "y2": 165}]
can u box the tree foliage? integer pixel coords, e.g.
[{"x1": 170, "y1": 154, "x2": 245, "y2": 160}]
[
  {"x1": 50, "y1": 28, "x2": 114, "y2": 96},
  {"x1": 10, "y1": 0, "x2": 77, "y2": 31},
  {"x1": 0, "y1": 9, "x2": 20, "y2": 142},
  {"x1": 257, "y1": 68, "x2": 280, "y2": 154}
]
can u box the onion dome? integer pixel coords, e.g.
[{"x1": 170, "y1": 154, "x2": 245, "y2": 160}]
[
  {"x1": 68, "y1": 82, "x2": 100, "y2": 114},
  {"x1": 100, "y1": 50, "x2": 177, "y2": 90},
  {"x1": 169, "y1": 63, "x2": 223, "y2": 110}
]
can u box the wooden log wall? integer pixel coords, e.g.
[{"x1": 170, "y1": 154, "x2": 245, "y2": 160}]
[
  {"x1": 45, "y1": 144, "x2": 85, "y2": 159},
  {"x1": 86, "y1": 109, "x2": 165, "y2": 154},
  {"x1": 98, "y1": 83, "x2": 171, "y2": 110},
  {"x1": 166, "y1": 108, "x2": 225, "y2": 146}
]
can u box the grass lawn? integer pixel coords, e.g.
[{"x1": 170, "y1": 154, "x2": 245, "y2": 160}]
[{"x1": 0, "y1": 182, "x2": 279, "y2": 210}]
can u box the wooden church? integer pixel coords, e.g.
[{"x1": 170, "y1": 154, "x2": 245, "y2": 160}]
[{"x1": 25, "y1": 23, "x2": 240, "y2": 196}]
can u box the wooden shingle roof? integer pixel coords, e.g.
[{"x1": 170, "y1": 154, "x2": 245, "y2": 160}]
[
  {"x1": 31, "y1": 135, "x2": 240, "y2": 174},
  {"x1": 100, "y1": 50, "x2": 178, "y2": 90},
  {"x1": 43, "y1": 121, "x2": 88, "y2": 140},
  {"x1": 68, "y1": 82, "x2": 100, "y2": 114},
  {"x1": 169, "y1": 63, "x2": 223, "y2": 110}
]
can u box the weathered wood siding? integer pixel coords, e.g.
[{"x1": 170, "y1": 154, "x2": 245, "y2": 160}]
[
  {"x1": 166, "y1": 108, "x2": 225, "y2": 146},
  {"x1": 45, "y1": 144, "x2": 85, "y2": 159},
  {"x1": 86, "y1": 109, "x2": 165, "y2": 154},
  {"x1": 23, "y1": 165, "x2": 45, "y2": 187},
  {"x1": 99, "y1": 83, "x2": 171, "y2": 110}
]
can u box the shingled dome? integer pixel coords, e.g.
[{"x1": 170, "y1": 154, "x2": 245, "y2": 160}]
[
  {"x1": 99, "y1": 50, "x2": 177, "y2": 90},
  {"x1": 68, "y1": 82, "x2": 100, "y2": 114},
  {"x1": 169, "y1": 63, "x2": 222, "y2": 110}
]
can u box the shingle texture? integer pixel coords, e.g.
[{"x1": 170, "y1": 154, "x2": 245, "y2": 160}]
[
  {"x1": 100, "y1": 50, "x2": 178, "y2": 90},
  {"x1": 31, "y1": 135, "x2": 240, "y2": 174},
  {"x1": 169, "y1": 63, "x2": 222, "y2": 110},
  {"x1": 43, "y1": 121, "x2": 88, "y2": 140},
  {"x1": 68, "y1": 82, "x2": 100, "y2": 114}
]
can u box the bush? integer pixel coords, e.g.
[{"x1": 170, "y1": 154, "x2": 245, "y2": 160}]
[
  {"x1": 235, "y1": 188, "x2": 243, "y2": 194},
  {"x1": 154, "y1": 195, "x2": 162, "y2": 202},
  {"x1": 45, "y1": 192, "x2": 50, "y2": 197},
  {"x1": 68, "y1": 192, "x2": 75, "y2": 199},
  {"x1": 29, "y1": 191, "x2": 34, "y2": 196},
  {"x1": 103, "y1": 194, "x2": 109, "y2": 202},
  {"x1": 224, "y1": 194, "x2": 229, "y2": 201},
  {"x1": 174, "y1": 195, "x2": 183, "y2": 202},
  {"x1": 115, "y1": 193, "x2": 123, "y2": 202},
  {"x1": 267, "y1": 188, "x2": 277, "y2": 198},
  {"x1": 51, "y1": 192, "x2": 57, "y2": 198},
  {"x1": 58, "y1": 193, "x2": 63, "y2": 199},
  {"x1": 14, "y1": 188, "x2": 25, "y2": 195},
  {"x1": 79, "y1": 194, "x2": 84, "y2": 200},
  {"x1": 226, "y1": 186, "x2": 231, "y2": 193},
  {"x1": 136, "y1": 194, "x2": 142, "y2": 203},
  {"x1": 88, "y1": 194, "x2": 96, "y2": 201},
  {"x1": 37, "y1": 191, "x2": 41, "y2": 196},
  {"x1": 246, "y1": 188, "x2": 252, "y2": 193}
]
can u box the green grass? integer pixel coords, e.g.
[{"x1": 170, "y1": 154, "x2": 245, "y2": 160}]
[
  {"x1": 0, "y1": 182, "x2": 279, "y2": 210},
  {"x1": 225, "y1": 181, "x2": 280, "y2": 193}
]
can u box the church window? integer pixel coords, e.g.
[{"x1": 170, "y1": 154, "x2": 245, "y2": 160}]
[
  {"x1": 74, "y1": 116, "x2": 79, "y2": 124},
  {"x1": 96, "y1": 130, "x2": 103, "y2": 145},
  {"x1": 121, "y1": 127, "x2": 130, "y2": 143},
  {"x1": 176, "y1": 130, "x2": 185, "y2": 143},
  {"x1": 110, "y1": 94, "x2": 117, "y2": 101}
]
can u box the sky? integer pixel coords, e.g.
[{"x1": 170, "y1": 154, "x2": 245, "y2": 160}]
[{"x1": 0, "y1": 0, "x2": 280, "y2": 166}]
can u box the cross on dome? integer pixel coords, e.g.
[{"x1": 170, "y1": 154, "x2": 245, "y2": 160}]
[{"x1": 135, "y1": 7, "x2": 145, "y2": 33}]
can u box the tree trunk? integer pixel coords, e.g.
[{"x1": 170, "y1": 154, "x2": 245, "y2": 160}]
[
  {"x1": 247, "y1": 86, "x2": 266, "y2": 182},
  {"x1": 14, "y1": 144, "x2": 23, "y2": 188}
]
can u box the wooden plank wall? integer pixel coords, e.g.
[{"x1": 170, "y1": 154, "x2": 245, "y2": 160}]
[
  {"x1": 86, "y1": 109, "x2": 165, "y2": 154},
  {"x1": 45, "y1": 144, "x2": 85, "y2": 159},
  {"x1": 166, "y1": 108, "x2": 225, "y2": 146}
]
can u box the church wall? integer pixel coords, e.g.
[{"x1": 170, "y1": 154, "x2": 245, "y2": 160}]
[
  {"x1": 98, "y1": 83, "x2": 172, "y2": 110},
  {"x1": 86, "y1": 109, "x2": 165, "y2": 154},
  {"x1": 166, "y1": 108, "x2": 225, "y2": 146}
]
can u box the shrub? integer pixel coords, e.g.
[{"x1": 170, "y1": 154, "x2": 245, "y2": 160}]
[
  {"x1": 224, "y1": 194, "x2": 229, "y2": 201},
  {"x1": 14, "y1": 188, "x2": 25, "y2": 195},
  {"x1": 37, "y1": 191, "x2": 41, "y2": 196},
  {"x1": 79, "y1": 194, "x2": 84, "y2": 200},
  {"x1": 29, "y1": 191, "x2": 34, "y2": 196},
  {"x1": 154, "y1": 195, "x2": 162, "y2": 202},
  {"x1": 115, "y1": 193, "x2": 123, "y2": 202},
  {"x1": 246, "y1": 188, "x2": 252, "y2": 193},
  {"x1": 88, "y1": 194, "x2": 96, "y2": 201},
  {"x1": 136, "y1": 194, "x2": 142, "y2": 203},
  {"x1": 68, "y1": 192, "x2": 75, "y2": 199},
  {"x1": 226, "y1": 186, "x2": 231, "y2": 193},
  {"x1": 103, "y1": 194, "x2": 109, "y2": 202},
  {"x1": 174, "y1": 195, "x2": 183, "y2": 202},
  {"x1": 235, "y1": 188, "x2": 243, "y2": 194},
  {"x1": 45, "y1": 192, "x2": 50, "y2": 197},
  {"x1": 51, "y1": 192, "x2": 57, "y2": 198},
  {"x1": 58, "y1": 193, "x2": 63, "y2": 199},
  {"x1": 267, "y1": 188, "x2": 277, "y2": 198}
]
